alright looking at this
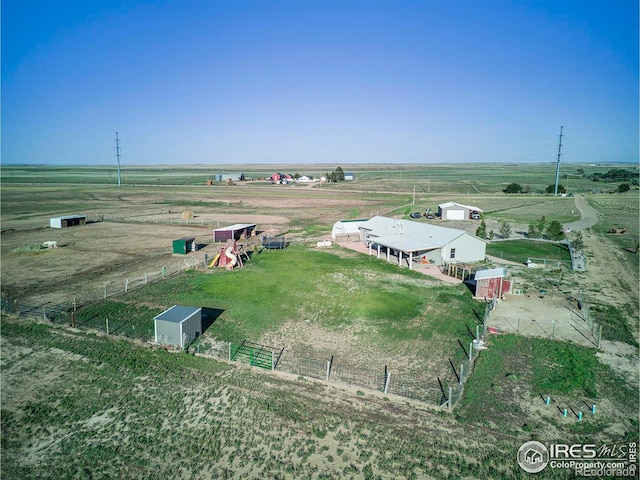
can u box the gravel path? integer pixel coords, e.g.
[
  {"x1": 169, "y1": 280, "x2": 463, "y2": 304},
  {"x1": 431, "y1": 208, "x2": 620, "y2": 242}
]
[{"x1": 564, "y1": 195, "x2": 599, "y2": 231}]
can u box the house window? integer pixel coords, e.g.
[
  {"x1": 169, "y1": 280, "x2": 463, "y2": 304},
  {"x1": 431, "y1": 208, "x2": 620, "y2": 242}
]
[{"x1": 450, "y1": 248, "x2": 456, "y2": 259}]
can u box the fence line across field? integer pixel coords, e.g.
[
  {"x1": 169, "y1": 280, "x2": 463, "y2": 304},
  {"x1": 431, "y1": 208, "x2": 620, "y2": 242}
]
[{"x1": 1, "y1": 258, "x2": 604, "y2": 410}]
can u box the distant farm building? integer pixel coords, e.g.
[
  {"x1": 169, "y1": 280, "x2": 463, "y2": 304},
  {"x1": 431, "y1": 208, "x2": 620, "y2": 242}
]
[
  {"x1": 471, "y1": 267, "x2": 512, "y2": 299},
  {"x1": 297, "y1": 175, "x2": 318, "y2": 183},
  {"x1": 216, "y1": 173, "x2": 244, "y2": 181},
  {"x1": 49, "y1": 215, "x2": 87, "y2": 229},
  {"x1": 344, "y1": 172, "x2": 355, "y2": 180},
  {"x1": 332, "y1": 216, "x2": 486, "y2": 267},
  {"x1": 172, "y1": 237, "x2": 196, "y2": 254},
  {"x1": 154, "y1": 305, "x2": 202, "y2": 349},
  {"x1": 271, "y1": 173, "x2": 293, "y2": 184},
  {"x1": 437, "y1": 202, "x2": 483, "y2": 220},
  {"x1": 213, "y1": 223, "x2": 256, "y2": 242}
]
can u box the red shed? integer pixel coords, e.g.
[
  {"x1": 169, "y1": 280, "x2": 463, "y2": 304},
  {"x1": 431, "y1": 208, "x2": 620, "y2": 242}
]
[
  {"x1": 213, "y1": 223, "x2": 256, "y2": 242},
  {"x1": 473, "y1": 267, "x2": 512, "y2": 299}
]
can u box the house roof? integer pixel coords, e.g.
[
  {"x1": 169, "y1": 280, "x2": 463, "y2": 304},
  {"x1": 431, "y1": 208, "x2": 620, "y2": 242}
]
[
  {"x1": 438, "y1": 201, "x2": 483, "y2": 212},
  {"x1": 154, "y1": 305, "x2": 201, "y2": 324},
  {"x1": 214, "y1": 223, "x2": 256, "y2": 232},
  {"x1": 474, "y1": 267, "x2": 507, "y2": 280},
  {"x1": 359, "y1": 216, "x2": 484, "y2": 253},
  {"x1": 369, "y1": 234, "x2": 440, "y2": 253}
]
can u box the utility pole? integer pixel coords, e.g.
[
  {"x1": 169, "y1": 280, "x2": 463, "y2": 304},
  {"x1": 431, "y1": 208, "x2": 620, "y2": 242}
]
[
  {"x1": 554, "y1": 126, "x2": 563, "y2": 196},
  {"x1": 412, "y1": 185, "x2": 416, "y2": 205},
  {"x1": 115, "y1": 132, "x2": 122, "y2": 187}
]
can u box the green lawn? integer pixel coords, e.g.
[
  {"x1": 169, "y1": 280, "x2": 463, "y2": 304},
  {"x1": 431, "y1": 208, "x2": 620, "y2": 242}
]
[
  {"x1": 106, "y1": 245, "x2": 483, "y2": 349},
  {"x1": 486, "y1": 239, "x2": 571, "y2": 264},
  {"x1": 456, "y1": 334, "x2": 638, "y2": 438}
]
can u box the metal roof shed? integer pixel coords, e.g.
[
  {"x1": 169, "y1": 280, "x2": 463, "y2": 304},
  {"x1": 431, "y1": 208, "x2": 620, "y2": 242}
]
[
  {"x1": 473, "y1": 268, "x2": 511, "y2": 298},
  {"x1": 438, "y1": 202, "x2": 483, "y2": 220},
  {"x1": 154, "y1": 305, "x2": 202, "y2": 349},
  {"x1": 213, "y1": 223, "x2": 256, "y2": 242},
  {"x1": 173, "y1": 237, "x2": 195, "y2": 255},
  {"x1": 49, "y1": 215, "x2": 87, "y2": 228}
]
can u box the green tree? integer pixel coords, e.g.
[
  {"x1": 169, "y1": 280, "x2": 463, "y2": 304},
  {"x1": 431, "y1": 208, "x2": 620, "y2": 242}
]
[
  {"x1": 617, "y1": 183, "x2": 631, "y2": 193},
  {"x1": 571, "y1": 231, "x2": 584, "y2": 251},
  {"x1": 329, "y1": 171, "x2": 338, "y2": 182},
  {"x1": 528, "y1": 216, "x2": 546, "y2": 238},
  {"x1": 335, "y1": 166, "x2": 345, "y2": 181},
  {"x1": 545, "y1": 220, "x2": 565, "y2": 240},
  {"x1": 488, "y1": 229, "x2": 495, "y2": 240},
  {"x1": 476, "y1": 219, "x2": 487, "y2": 239},
  {"x1": 503, "y1": 183, "x2": 523, "y2": 194},
  {"x1": 577, "y1": 168, "x2": 585, "y2": 175},
  {"x1": 499, "y1": 221, "x2": 512, "y2": 239},
  {"x1": 545, "y1": 184, "x2": 566, "y2": 194}
]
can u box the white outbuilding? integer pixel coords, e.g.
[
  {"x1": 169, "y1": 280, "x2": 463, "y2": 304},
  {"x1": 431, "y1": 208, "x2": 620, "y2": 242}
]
[
  {"x1": 49, "y1": 214, "x2": 87, "y2": 228},
  {"x1": 437, "y1": 202, "x2": 483, "y2": 220}
]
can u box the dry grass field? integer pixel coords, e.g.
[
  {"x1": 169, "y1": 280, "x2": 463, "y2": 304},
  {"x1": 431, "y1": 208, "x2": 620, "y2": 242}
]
[{"x1": 1, "y1": 164, "x2": 638, "y2": 479}]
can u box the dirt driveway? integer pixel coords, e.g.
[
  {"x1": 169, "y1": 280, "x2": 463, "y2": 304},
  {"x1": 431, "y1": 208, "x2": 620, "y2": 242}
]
[{"x1": 487, "y1": 294, "x2": 597, "y2": 347}]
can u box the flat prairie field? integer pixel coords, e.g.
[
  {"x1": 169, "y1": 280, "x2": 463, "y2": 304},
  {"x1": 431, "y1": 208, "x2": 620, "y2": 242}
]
[{"x1": 1, "y1": 164, "x2": 638, "y2": 479}]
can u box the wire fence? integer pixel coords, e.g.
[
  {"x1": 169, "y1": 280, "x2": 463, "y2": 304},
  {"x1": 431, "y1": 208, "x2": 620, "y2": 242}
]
[
  {"x1": 441, "y1": 298, "x2": 495, "y2": 410},
  {"x1": 1, "y1": 254, "x2": 601, "y2": 411},
  {"x1": 208, "y1": 346, "x2": 442, "y2": 404}
]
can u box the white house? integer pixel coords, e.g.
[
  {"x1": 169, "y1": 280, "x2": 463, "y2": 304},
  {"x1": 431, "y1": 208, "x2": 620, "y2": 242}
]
[{"x1": 332, "y1": 216, "x2": 486, "y2": 268}]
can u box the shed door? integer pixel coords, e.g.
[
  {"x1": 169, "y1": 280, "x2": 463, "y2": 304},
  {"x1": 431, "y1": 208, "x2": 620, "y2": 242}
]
[{"x1": 446, "y1": 209, "x2": 465, "y2": 220}]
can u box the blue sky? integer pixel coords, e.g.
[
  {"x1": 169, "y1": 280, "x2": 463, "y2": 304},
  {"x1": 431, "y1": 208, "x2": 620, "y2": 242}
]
[{"x1": 2, "y1": 0, "x2": 638, "y2": 165}]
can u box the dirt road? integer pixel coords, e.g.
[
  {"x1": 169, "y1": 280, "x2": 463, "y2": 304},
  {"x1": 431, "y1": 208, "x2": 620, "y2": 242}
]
[{"x1": 564, "y1": 195, "x2": 599, "y2": 231}]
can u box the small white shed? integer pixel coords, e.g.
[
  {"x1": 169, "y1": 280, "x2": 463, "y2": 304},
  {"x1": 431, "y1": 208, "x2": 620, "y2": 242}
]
[
  {"x1": 49, "y1": 215, "x2": 87, "y2": 228},
  {"x1": 154, "y1": 305, "x2": 202, "y2": 349}
]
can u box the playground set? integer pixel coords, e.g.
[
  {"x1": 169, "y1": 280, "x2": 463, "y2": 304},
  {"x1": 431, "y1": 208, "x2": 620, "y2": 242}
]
[{"x1": 209, "y1": 239, "x2": 249, "y2": 270}]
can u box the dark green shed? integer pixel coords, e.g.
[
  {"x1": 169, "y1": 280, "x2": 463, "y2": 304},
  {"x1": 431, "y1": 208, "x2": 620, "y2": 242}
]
[{"x1": 172, "y1": 237, "x2": 195, "y2": 255}]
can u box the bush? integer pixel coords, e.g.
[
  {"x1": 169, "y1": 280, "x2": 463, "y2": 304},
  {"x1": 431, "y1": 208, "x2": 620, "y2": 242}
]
[
  {"x1": 503, "y1": 183, "x2": 523, "y2": 194},
  {"x1": 545, "y1": 184, "x2": 566, "y2": 194}
]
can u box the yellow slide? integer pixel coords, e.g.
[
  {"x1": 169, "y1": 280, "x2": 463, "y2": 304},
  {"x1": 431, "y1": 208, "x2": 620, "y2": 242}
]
[{"x1": 209, "y1": 253, "x2": 221, "y2": 268}]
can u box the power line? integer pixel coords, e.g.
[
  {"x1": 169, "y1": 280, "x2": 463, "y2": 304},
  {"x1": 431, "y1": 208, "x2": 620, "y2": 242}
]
[
  {"x1": 115, "y1": 132, "x2": 121, "y2": 187},
  {"x1": 553, "y1": 126, "x2": 563, "y2": 196}
]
